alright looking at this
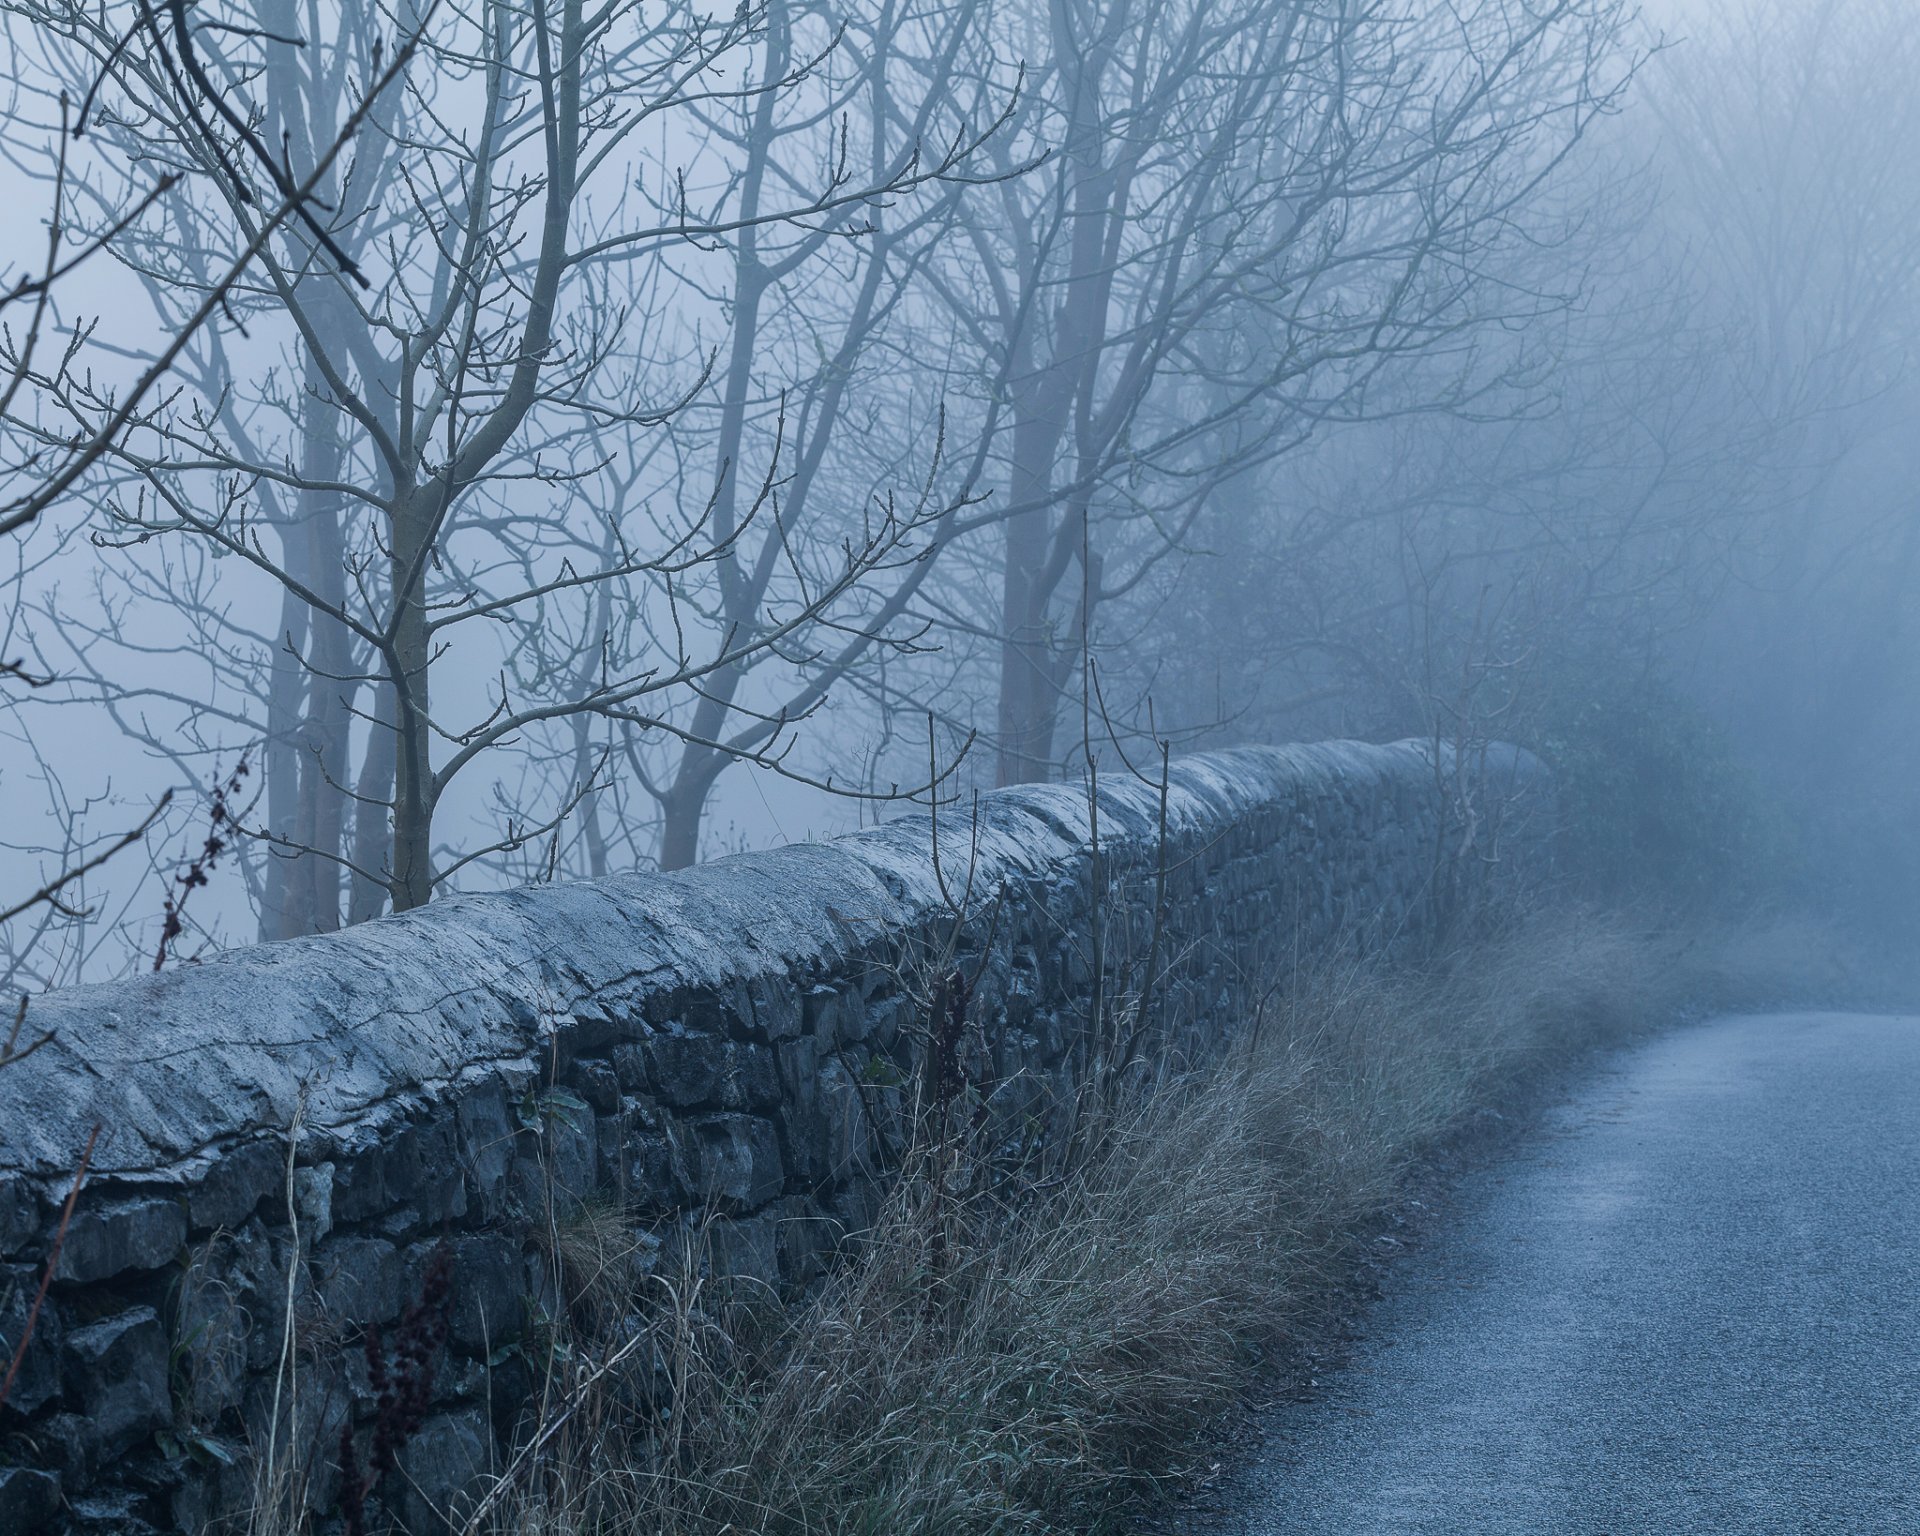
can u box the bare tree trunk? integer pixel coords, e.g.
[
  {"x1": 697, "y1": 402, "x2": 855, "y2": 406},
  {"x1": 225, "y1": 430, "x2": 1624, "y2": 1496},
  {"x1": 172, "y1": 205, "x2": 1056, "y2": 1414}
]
[
  {"x1": 995, "y1": 368, "x2": 1074, "y2": 785},
  {"x1": 567, "y1": 713, "x2": 610, "y2": 879},
  {"x1": 995, "y1": 516, "x2": 1056, "y2": 784},
  {"x1": 348, "y1": 681, "x2": 396, "y2": 923},
  {"x1": 259, "y1": 589, "x2": 311, "y2": 940},
  {"x1": 657, "y1": 777, "x2": 709, "y2": 872},
  {"x1": 294, "y1": 338, "x2": 355, "y2": 930},
  {"x1": 300, "y1": 506, "x2": 353, "y2": 932},
  {"x1": 388, "y1": 490, "x2": 436, "y2": 911}
]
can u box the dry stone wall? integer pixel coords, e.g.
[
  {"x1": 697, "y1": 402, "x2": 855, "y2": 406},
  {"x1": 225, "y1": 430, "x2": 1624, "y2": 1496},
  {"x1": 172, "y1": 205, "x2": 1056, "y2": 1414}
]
[{"x1": 0, "y1": 739, "x2": 1550, "y2": 1534}]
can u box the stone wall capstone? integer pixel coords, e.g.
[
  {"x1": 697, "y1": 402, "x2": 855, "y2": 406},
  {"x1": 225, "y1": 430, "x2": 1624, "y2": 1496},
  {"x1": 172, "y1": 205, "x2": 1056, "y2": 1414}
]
[{"x1": 0, "y1": 739, "x2": 1549, "y2": 1534}]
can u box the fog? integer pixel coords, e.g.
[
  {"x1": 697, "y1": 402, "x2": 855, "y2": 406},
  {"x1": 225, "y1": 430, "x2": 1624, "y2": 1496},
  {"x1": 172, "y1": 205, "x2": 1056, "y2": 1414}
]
[{"x1": 3, "y1": 0, "x2": 1915, "y2": 989}]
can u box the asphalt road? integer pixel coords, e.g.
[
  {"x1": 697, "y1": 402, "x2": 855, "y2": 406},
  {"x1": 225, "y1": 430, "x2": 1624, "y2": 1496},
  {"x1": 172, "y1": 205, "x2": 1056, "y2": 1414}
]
[{"x1": 1199, "y1": 1012, "x2": 1920, "y2": 1536}]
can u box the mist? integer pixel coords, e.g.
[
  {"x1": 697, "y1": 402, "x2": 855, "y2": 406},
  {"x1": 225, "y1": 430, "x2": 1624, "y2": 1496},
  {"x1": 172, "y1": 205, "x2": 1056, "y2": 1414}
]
[{"x1": 4, "y1": 0, "x2": 1916, "y2": 986}]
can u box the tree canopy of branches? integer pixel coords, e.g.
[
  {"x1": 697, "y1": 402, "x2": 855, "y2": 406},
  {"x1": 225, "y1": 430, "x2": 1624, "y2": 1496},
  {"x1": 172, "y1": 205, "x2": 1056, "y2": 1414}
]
[
  {"x1": 12, "y1": 0, "x2": 1908, "y2": 976},
  {"x1": 5, "y1": 0, "x2": 1015, "y2": 939}
]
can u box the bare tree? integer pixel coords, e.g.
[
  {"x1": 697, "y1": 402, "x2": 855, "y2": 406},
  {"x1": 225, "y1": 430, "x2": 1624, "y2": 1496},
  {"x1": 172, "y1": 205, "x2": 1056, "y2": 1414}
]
[
  {"x1": 4, "y1": 0, "x2": 1010, "y2": 937},
  {"x1": 908, "y1": 0, "x2": 1640, "y2": 785},
  {"x1": 468, "y1": 0, "x2": 1023, "y2": 872},
  {"x1": 1, "y1": 0, "x2": 420, "y2": 973}
]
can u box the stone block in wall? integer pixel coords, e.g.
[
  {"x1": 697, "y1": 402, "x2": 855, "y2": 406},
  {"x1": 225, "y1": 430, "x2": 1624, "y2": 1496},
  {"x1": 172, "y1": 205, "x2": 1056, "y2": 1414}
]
[
  {"x1": 187, "y1": 1140, "x2": 283, "y2": 1233},
  {"x1": 566, "y1": 1057, "x2": 621, "y2": 1114},
  {"x1": 802, "y1": 983, "x2": 863, "y2": 1045},
  {"x1": 373, "y1": 1202, "x2": 430, "y2": 1246},
  {"x1": 445, "y1": 1233, "x2": 524, "y2": 1353},
  {"x1": 728, "y1": 1045, "x2": 783, "y2": 1111},
  {"x1": 1058, "y1": 937, "x2": 1093, "y2": 992},
  {"x1": 555, "y1": 1111, "x2": 602, "y2": 1202},
  {"x1": 824, "y1": 1173, "x2": 884, "y2": 1246},
  {"x1": 330, "y1": 1118, "x2": 469, "y2": 1230},
  {"x1": 0, "y1": 1176, "x2": 40, "y2": 1260},
  {"x1": 639, "y1": 1033, "x2": 778, "y2": 1112},
  {"x1": 979, "y1": 1061, "x2": 1047, "y2": 1154},
  {"x1": 403, "y1": 1117, "x2": 468, "y2": 1228},
  {"x1": 175, "y1": 1237, "x2": 253, "y2": 1421},
  {"x1": 744, "y1": 975, "x2": 804, "y2": 1041},
  {"x1": 53, "y1": 1193, "x2": 187, "y2": 1285},
  {"x1": 207, "y1": 1219, "x2": 307, "y2": 1376},
  {"x1": 1002, "y1": 950, "x2": 1040, "y2": 1031},
  {"x1": 314, "y1": 1234, "x2": 408, "y2": 1332},
  {"x1": 1029, "y1": 1006, "x2": 1070, "y2": 1065},
  {"x1": 0, "y1": 1466, "x2": 62, "y2": 1533},
  {"x1": 392, "y1": 1406, "x2": 491, "y2": 1536},
  {"x1": 25, "y1": 1411, "x2": 91, "y2": 1490},
  {"x1": 707, "y1": 1214, "x2": 781, "y2": 1291},
  {"x1": 770, "y1": 1195, "x2": 838, "y2": 1291},
  {"x1": 237, "y1": 1351, "x2": 347, "y2": 1514},
  {"x1": 606, "y1": 1109, "x2": 691, "y2": 1218},
  {"x1": 632, "y1": 1133, "x2": 692, "y2": 1215},
  {"x1": 682, "y1": 1115, "x2": 784, "y2": 1213},
  {"x1": 657, "y1": 979, "x2": 754, "y2": 1041},
  {"x1": 861, "y1": 990, "x2": 915, "y2": 1047},
  {"x1": 63, "y1": 1306, "x2": 171, "y2": 1462},
  {"x1": 813, "y1": 1054, "x2": 873, "y2": 1184},
  {"x1": 291, "y1": 1161, "x2": 334, "y2": 1246},
  {"x1": 329, "y1": 1140, "x2": 391, "y2": 1225},
  {"x1": 166, "y1": 1454, "x2": 252, "y2": 1536},
  {"x1": 772, "y1": 1037, "x2": 824, "y2": 1184},
  {"x1": 511, "y1": 1094, "x2": 597, "y2": 1207},
  {"x1": 0, "y1": 1264, "x2": 62, "y2": 1416},
  {"x1": 455, "y1": 1086, "x2": 517, "y2": 1223}
]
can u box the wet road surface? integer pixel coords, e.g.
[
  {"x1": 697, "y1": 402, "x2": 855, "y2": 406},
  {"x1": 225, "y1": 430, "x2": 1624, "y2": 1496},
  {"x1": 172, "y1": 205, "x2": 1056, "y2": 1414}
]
[{"x1": 1200, "y1": 1012, "x2": 1920, "y2": 1535}]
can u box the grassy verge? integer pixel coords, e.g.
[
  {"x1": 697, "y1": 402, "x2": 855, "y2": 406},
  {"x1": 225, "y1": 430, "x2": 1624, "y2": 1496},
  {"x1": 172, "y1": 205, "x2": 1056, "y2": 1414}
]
[{"x1": 450, "y1": 907, "x2": 1876, "y2": 1535}]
